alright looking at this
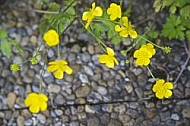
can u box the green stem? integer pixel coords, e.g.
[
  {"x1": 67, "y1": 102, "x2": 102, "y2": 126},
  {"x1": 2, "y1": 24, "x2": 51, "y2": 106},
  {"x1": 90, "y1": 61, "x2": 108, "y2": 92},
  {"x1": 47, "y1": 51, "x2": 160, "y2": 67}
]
[
  {"x1": 138, "y1": 35, "x2": 164, "y2": 49},
  {"x1": 147, "y1": 66, "x2": 156, "y2": 81},
  {"x1": 57, "y1": 43, "x2": 61, "y2": 59}
]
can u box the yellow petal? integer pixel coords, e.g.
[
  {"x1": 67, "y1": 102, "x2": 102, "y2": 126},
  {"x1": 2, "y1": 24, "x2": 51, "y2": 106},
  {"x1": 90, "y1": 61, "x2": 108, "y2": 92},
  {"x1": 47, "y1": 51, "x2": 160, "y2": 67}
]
[
  {"x1": 106, "y1": 47, "x2": 115, "y2": 56},
  {"x1": 94, "y1": 6, "x2": 103, "y2": 16},
  {"x1": 82, "y1": 12, "x2": 90, "y2": 21},
  {"x1": 54, "y1": 69, "x2": 64, "y2": 79},
  {"x1": 48, "y1": 61, "x2": 58, "y2": 65},
  {"x1": 98, "y1": 55, "x2": 108, "y2": 63},
  {"x1": 40, "y1": 101, "x2": 48, "y2": 111},
  {"x1": 29, "y1": 104, "x2": 40, "y2": 113},
  {"x1": 156, "y1": 91, "x2": 164, "y2": 99},
  {"x1": 120, "y1": 30, "x2": 128, "y2": 37},
  {"x1": 47, "y1": 65, "x2": 57, "y2": 72},
  {"x1": 157, "y1": 79, "x2": 165, "y2": 85},
  {"x1": 85, "y1": 22, "x2": 90, "y2": 29},
  {"x1": 24, "y1": 93, "x2": 38, "y2": 106},
  {"x1": 115, "y1": 25, "x2": 121, "y2": 32},
  {"x1": 129, "y1": 30, "x2": 138, "y2": 38},
  {"x1": 113, "y1": 57, "x2": 119, "y2": 65},
  {"x1": 106, "y1": 60, "x2": 114, "y2": 68},
  {"x1": 122, "y1": 17, "x2": 128, "y2": 26},
  {"x1": 143, "y1": 58, "x2": 150, "y2": 66},
  {"x1": 133, "y1": 50, "x2": 140, "y2": 58},
  {"x1": 92, "y1": 2, "x2": 95, "y2": 10},
  {"x1": 65, "y1": 66, "x2": 73, "y2": 74},
  {"x1": 164, "y1": 82, "x2": 173, "y2": 89},
  {"x1": 147, "y1": 43, "x2": 154, "y2": 48},
  {"x1": 136, "y1": 59, "x2": 144, "y2": 66},
  {"x1": 164, "y1": 90, "x2": 172, "y2": 98},
  {"x1": 39, "y1": 94, "x2": 48, "y2": 102}
]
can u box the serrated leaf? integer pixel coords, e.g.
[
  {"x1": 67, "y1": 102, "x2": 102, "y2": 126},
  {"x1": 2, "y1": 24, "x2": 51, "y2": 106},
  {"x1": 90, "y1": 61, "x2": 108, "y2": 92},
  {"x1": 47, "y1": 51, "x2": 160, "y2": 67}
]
[
  {"x1": 0, "y1": 40, "x2": 11, "y2": 58},
  {"x1": 169, "y1": 5, "x2": 177, "y2": 13},
  {"x1": 180, "y1": 5, "x2": 190, "y2": 19},
  {"x1": 91, "y1": 23, "x2": 105, "y2": 37},
  {"x1": 0, "y1": 29, "x2": 7, "y2": 39},
  {"x1": 44, "y1": 2, "x2": 60, "y2": 20},
  {"x1": 186, "y1": 30, "x2": 190, "y2": 42},
  {"x1": 112, "y1": 35, "x2": 121, "y2": 45},
  {"x1": 39, "y1": 20, "x2": 49, "y2": 34},
  {"x1": 65, "y1": 7, "x2": 76, "y2": 15},
  {"x1": 148, "y1": 29, "x2": 159, "y2": 39}
]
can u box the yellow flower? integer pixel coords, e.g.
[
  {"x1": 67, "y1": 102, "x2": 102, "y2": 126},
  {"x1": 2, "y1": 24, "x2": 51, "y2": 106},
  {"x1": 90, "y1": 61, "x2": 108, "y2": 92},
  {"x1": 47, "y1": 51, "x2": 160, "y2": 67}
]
[
  {"x1": 141, "y1": 43, "x2": 156, "y2": 56},
  {"x1": 10, "y1": 63, "x2": 20, "y2": 72},
  {"x1": 107, "y1": 3, "x2": 121, "y2": 20},
  {"x1": 133, "y1": 48, "x2": 152, "y2": 66},
  {"x1": 98, "y1": 47, "x2": 119, "y2": 68},
  {"x1": 152, "y1": 79, "x2": 173, "y2": 99},
  {"x1": 24, "y1": 92, "x2": 48, "y2": 113},
  {"x1": 82, "y1": 2, "x2": 103, "y2": 29},
  {"x1": 43, "y1": 29, "x2": 59, "y2": 47},
  {"x1": 115, "y1": 16, "x2": 137, "y2": 38},
  {"x1": 47, "y1": 60, "x2": 73, "y2": 79}
]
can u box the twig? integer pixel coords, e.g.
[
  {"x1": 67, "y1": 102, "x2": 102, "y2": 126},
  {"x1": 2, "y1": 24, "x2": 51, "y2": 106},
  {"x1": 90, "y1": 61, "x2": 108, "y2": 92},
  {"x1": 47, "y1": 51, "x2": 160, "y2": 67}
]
[{"x1": 174, "y1": 41, "x2": 190, "y2": 84}]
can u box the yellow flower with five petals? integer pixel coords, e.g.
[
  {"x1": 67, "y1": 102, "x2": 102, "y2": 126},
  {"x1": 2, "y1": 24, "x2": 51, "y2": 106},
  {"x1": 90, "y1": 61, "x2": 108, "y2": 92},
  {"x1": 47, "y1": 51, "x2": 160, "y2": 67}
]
[
  {"x1": 140, "y1": 43, "x2": 156, "y2": 56},
  {"x1": 107, "y1": 3, "x2": 121, "y2": 20},
  {"x1": 98, "y1": 47, "x2": 119, "y2": 68},
  {"x1": 152, "y1": 79, "x2": 173, "y2": 99},
  {"x1": 82, "y1": 2, "x2": 103, "y2": 29},
  {"x1": 47, "y1": 60, "x2": 73, "y2": 79},
  {"x1": 133, "y1": 48, "x2": 152, "y2": 66},
  {"x1": 43, "y1": 29, "x2": 59, "y2": 47},
  {"x1": 115, "y1": 16, "x2": 137, "y2": 38},
  {"x1": 24, "y1": 92, "x2": 48, "y2": 113}
]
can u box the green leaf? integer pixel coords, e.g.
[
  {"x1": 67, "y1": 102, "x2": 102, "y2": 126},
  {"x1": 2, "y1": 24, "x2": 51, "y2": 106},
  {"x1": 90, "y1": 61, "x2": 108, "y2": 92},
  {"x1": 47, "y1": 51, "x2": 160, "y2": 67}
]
[
  {"x1": 39, "y1": 20, "x2": 49, "y2": 34},
  {"x1": 7, "y1": 38, "x2": 24, "y2": 55},
  {"x1": 180, "y1": 5, "x2": 190, "y2": 19},
  {"x1": 44, "y1": 2, "x2": 60, "y2": 20},
  {"x1": 0, "y1": 29, "x2": 7, "y2": 39},
  {"x1": 147, "y1": 29, "x2": 159, "y2": 39},
  {"x1": 64, "y1": 0, "x2": 77, "y2": 6},
  {"x1": 161, "y1": 15, "x2": 186, "y2": 40},
  {"x1": 169, "y1": 5, "x2": 177, "y2": 13},
  {"x1": 0, "y1": 40, "x2": 11, "y2": 58},
  {"x1": 65, "y1": 7, "x2": 76, "y2": 15},
  {"x1": 91, "y1": 23, "x2": 105, "y2": 37},
  {"x1": 186, "y1": 30, "x2": 190, "y2": 42}
]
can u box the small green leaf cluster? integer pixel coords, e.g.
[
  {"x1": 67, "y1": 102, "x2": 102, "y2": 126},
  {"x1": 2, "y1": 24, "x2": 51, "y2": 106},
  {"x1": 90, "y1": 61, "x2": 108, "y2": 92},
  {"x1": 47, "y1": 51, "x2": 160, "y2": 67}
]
[
  {"x1": 0, "y1": 28, "x2": 23, "y2": 58},
  {"x1": 153, "y1": 0, "x2": 190, "y2": 42},
  {"x1": 39, "y1": 1, "x2": 76, "y2": 34}
]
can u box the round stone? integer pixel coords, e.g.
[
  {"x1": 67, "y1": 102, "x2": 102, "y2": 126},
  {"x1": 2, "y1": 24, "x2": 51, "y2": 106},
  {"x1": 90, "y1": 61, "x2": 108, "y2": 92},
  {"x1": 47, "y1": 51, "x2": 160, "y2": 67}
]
[
  {"x1": 76, "y1": 85, "x2": 90, "y2": 97},
  {"x1": 96, "y1": 86, "x2": 107, "y2": 95}
]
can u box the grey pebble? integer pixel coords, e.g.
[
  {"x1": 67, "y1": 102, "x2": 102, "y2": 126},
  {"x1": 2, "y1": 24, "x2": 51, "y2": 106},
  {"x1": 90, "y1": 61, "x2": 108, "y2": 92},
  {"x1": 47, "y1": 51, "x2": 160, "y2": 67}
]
[
  {"x1": 171, "y1": 113, "x2": 180, "y2": 121},
  {"x1": 24, "y1": 118, "x2": 33, "y2": 126},
  {"x1": 96, "y1": 86, "x2": 107, "y2": 95},
  {"x1": 54, "y1": 94, "x2": 66, "y2": 105},
  {"x1": 37, "y1": 114, "x2": 46, "y2": 124},
  {"x1": 47, "y1": 49, "x2": 55, "y2": 58},
  {"x1": 83, "y1": 66, "x2": 94, "y2": 76},
  {"x1": 79, "y1": 74, "x2": 89, "y2": 83},
  {"x1": 81, "y1": 52, "x2": 91, "y2": 62}
]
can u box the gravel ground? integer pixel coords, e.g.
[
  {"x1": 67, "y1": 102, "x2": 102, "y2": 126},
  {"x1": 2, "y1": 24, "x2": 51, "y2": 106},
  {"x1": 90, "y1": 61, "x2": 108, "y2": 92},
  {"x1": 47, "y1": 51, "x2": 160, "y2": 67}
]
[{"x1": 0, "y1": 0, "x2": 190, "y2": 126}]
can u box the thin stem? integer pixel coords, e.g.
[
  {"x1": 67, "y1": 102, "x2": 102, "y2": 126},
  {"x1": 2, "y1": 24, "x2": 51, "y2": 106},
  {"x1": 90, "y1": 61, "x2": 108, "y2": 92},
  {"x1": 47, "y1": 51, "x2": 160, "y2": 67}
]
[
  {"x1": 138, "y1": 35, "x2": 164, "y2": 49},
  {"x1": 147, "y1": 66, "x2": 156, "y2": 81},
  {"x1": 57, "y1": 43, "x2": 61, "y2": 59},
  {"x1": 32, "y1": 9, "x2": 59, "y2": 14}
]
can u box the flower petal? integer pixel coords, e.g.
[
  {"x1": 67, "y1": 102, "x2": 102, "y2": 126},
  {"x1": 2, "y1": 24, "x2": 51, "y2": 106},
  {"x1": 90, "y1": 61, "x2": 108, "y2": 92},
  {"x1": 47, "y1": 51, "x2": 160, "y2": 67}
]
[
  {"x1": 156, "y1": 91, "x2": 164, "y2": 99},
  {"x1": 164, "y1": 82, "x2": 173, "y2": 89},
  {"x1": 143, "y1": 58, "x2": 150, "y2": 66},
  {"x1": 98, "y1": 55, "x2": 108, "y2": 63},
  {"x1": 39, "y1": 93, "x2": 48, "y2": 102},
  {"x1": 119, "y1": 30, "x2": 128, "y2": 37},
  {"x1": 136, "y1": 58, "x2": 144, "y2": 66},
  {"x1": 129, "y1": 30, "x2": 138, "y2": 38},
  {"x1": 29, "y1": 104, "x2": 40, "y2": 113},
  {"x1": 105, "y1": 59, "x2": 114, "y2": 68},
  {"x1": 40, "y1": 101, "x2": 48, "y2": 111},
  {"x1": 47, "y1": 65, "x2": 57, "y2": 72},
  {"x1": 65, "y1": 66, "x2": 73, "y2": 74},
  {"x1": 106, "y1": 47, "x2": 115, "y2": 56},
  {"x1": 113, "y1": 57, "x2": 119, "y2": 65},
  {"x1": 54, "y1": 69, "x2": 64, "y2": 79},
  {"x1": 94, "y1": 6, "x2": 103, "y2": 16},
  {"x1": 115, "y1": 25, "x2": 121, "y2": 32},
  {"x1": 164, "y1": 90, "x2": 172, "y2": 98},
  {"x1": 82, "y1": 12, "x2": 89, "y2": 21},
  {"x1": 122, "y1": 17, "x2": 128, "y2": 27}
]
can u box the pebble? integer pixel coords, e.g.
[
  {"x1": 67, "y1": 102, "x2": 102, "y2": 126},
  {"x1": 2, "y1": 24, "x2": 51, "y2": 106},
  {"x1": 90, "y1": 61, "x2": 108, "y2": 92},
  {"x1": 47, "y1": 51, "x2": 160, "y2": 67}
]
[
  {"x1": 81, "y1": 52, "x2": 91, "y2": 62},
  {"x1": 17, "y1": 116, "x2": 25, "y2": 126},
  {"x1": 182, "y1": 108, "x2": 190, "y2": 118},
  {"x1": 70, "y1": 44, "x2": 81, "y2": 53},
  {"x1": 85, "y1": 105, "x2": 95, "y2": 113},
  {"x1": 77, "y1": 112, "x2": 87, "y2": 120},
  {"x1": 96, "y1": 86, "x2": 107, "y2": 95},
  {"x1": 48, "y1": 84, "x2": 61, "y2": 93},
  {"x1": 54, "y1": 94, "x2": 66, "y2": 105},
  {"x1": 76, "y1": 85, "x2": 90, "y2": 97},
  {"x1": 146, "y1": 108, "x2": 158, "y2": 119},
  {"x1": 7, "y1": 92, "x2": 16, "y2": 108},
  {"x1": 83, "y1": 66, "x2": 94, "y2": 76},
  {"x1": 47, "y1": 49, "x2": 55, "y2": 58},
  {"x1": 88, "y1": 45, "x2": 95, "y2": 54},
  {"x1": 30, "y1": 35, "x2": 37, "y2": 45},
  {"x1": 55, "y1": 109, "x2": 63, "y2": 116},
  {"x1": 171, "y1": 113, "x2": 180, "y2": 121},
  {"x1": 135, "y1": 88, "x2": 143, "y2": 98},
  {"x1": 87, "y1": 116, "x2": 100, "y2": 126},
  {"x1": 79, "y1": 74, "x2": 89, "y2": 83},
  {"x1": 37, "y1": 113, "x2": 46, "y2": 124},
  {"x1": 126, "y1": 109, "x2": 138, "y2": 118},
  {"x1": 160, "y1": 111, "x2": 170, "y2": 121},
  {"x1": 108, "y1": 119, "x2": 122, "y2": 126},
  {"x1": 125, "y1": 83, "x2": 133, "y2": 93},
  {"x1": 24, "y1": 118, "x2": 33, "y2": 126}
]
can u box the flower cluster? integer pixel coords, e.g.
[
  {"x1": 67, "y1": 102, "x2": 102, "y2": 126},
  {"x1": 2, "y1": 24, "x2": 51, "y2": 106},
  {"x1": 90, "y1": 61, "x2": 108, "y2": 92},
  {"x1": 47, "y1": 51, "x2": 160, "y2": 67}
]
[
  {"x1": 152, "y1": 79, "x2": 174, "y2": 99},
  {"x1": 133, "y1": 43, "x2": 156, "y2": 66}
]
